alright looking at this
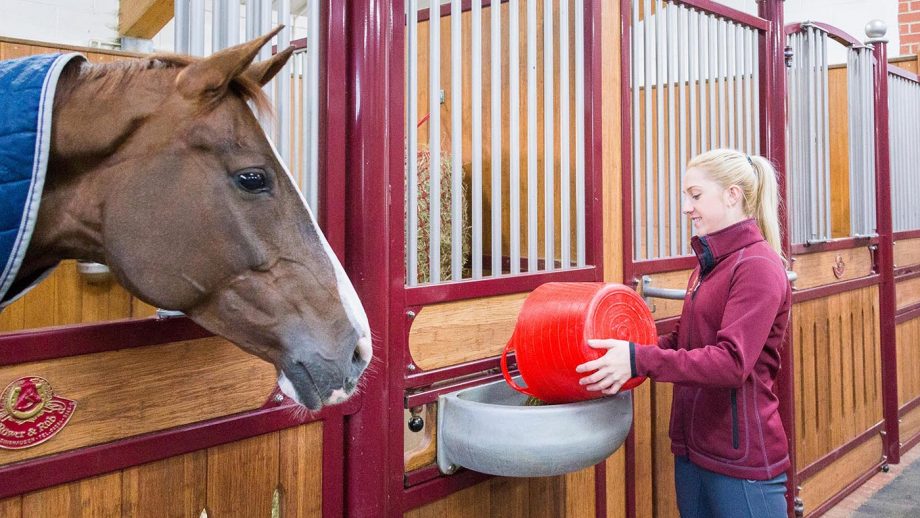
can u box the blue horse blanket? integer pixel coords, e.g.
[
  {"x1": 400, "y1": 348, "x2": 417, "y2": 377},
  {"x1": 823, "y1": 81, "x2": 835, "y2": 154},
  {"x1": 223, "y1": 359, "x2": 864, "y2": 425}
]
[{"x1": 0, "y1": 53, "x2": 83, "y2": 306}]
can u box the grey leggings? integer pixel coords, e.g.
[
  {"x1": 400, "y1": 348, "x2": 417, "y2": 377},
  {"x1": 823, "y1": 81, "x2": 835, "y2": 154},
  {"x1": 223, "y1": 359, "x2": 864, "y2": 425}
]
[{"x1": 674, "y1": 456, "x2": 788, "y2": 518}]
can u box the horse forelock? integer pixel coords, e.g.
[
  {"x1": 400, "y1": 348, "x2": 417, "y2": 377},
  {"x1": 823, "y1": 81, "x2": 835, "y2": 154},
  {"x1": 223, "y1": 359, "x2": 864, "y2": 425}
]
[{"x1": 67, "y1": 55, "x2": 271, "y2": 116}]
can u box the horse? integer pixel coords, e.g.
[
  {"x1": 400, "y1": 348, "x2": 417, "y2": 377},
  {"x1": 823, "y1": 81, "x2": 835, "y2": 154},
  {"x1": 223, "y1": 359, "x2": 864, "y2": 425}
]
[{"x1": 4, "y1": 27, "x2": 371, "y2": 411}]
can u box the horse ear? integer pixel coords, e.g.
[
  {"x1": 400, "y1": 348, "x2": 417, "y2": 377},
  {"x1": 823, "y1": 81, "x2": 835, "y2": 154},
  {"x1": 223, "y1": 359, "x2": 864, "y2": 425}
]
[
  {"x1": 244, "y1": 46, "x2": 295, "y2": 86},
  {"x1": 175, "y1": 25, "x2": 284, "y2": 101}
]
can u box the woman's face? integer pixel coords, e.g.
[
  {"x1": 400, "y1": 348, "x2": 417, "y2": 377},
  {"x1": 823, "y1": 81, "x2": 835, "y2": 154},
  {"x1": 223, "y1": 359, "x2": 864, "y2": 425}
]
[{"x1": 681, "y1": 167, "x2": 743, "y2": 236}]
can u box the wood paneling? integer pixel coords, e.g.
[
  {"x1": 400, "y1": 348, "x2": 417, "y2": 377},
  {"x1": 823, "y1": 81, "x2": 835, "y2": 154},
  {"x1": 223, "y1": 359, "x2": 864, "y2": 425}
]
[
  {"x1": 897, "y1": 317, "x2": 920, "y2": 406},
  {"x1": 797, "y1": 434, "x2": 883, "y2": 514},
  {"x1": 640, "y1": 269, "x2": 692, "y2": 320},
  {"x1": 651, "y1": 381, "x2": 678, "y2": 518},
  {"x1": 896, "y1": 276, "x2": 920, "y2": 310},
  {"x1": 278, "y1": 422, "x2": 324, "y2": 518},
  {"x1": 206, "y1": 433, "x2": 280, "y2": 517},
  {"x1": 602, "y1": 0, "x2": 624, "y2": 285},
  {"x1": 122, "y1": 450, "x2": 207, "y2": 518},
  {"x1": 828, "y1": 66, "x2": 851, "y2": 238},
  {"x1": 0, "y1": 497, "x2": 21, "y2": 518},
  {"x1": 404, "y1": 404, "x2": 438, "y2": 472},
  {"x1": 0, "y1": 337, "x2": 277, "y2": 465},
  {"x1": 792, "y1": 286, "x2": 882, "y2": 470},
  {"x1": 606, "y1": 448, "x2": 627, "y2": 518},
  {"x1": 409, "y1": 293, "x2": 527, "y2": 370},
  {"x1": 894, "y1": 238, "x2": 920, "y2": 268},
  {"x1": 791, "y1": 247, "x2": 873, "y2": 290},
  {"x1": 21, "y1": 472, "x2": 122, "y2": 518},
  {"x1": 900, "y1": 402, "x2": 920, "y2": 448},
  {"x1": 119, "y1": 0, "x2": 174, "y2": 39}
]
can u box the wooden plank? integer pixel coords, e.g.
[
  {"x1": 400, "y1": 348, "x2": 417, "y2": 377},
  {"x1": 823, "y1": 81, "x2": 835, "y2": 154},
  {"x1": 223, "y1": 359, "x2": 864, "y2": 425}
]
[
  {"x1": 0, "y1": 497, "x2": 21, "y2": 518},
  {"x1": 605, "y1": 448, "x2": 627, "y2": 518},
  {"x1": 0, "y1": 337, "x2": 276, "y2": 465},
  {"x1": 897, "y1": 318, "x2": 920, "y2": 406},
  {"x1": 404, "y1": 404, "x2": 437, "y2": 472},
  {"x1": 408, "y1": 293, "x2": 528, "y2": 370},
  {"x1": 896, "y1": 276, "x2": 920, "y2": 311},
  {"x1": 828, "y1": 67, "x2": 850, "y2": 238},
  {"x1": 206, "y1": 432, "x2": 280, "y2": 517},
  {"x1": 563, "y1": 466, "x2": 595, "y2": 518},
  {"x1": 119, "y1": 0, "x2": 175, "y2": 39},
  {"x1": 651, "y1": 381, "x2": 677, "y2": 518},
  {"x1": 122, "y1": 450, "x2": 207, "y2": 518},
  {"x1": 405, "y1": 479, "x2": 492, "y2": 518},
  {"x1": 790, "y1": 247, "x2": 873, "y2": 290},
  {"x1": 602, "y1": 0, "x2": 624, "y2": 284},
  {"x1": 631, "y1": 381, "x2": 653, "y2": 518},
  {"x1": 278, "y1": 422, "x2": 324, "y2": 518},
  {"x1": 797, "y1": 434, "x2": 883, "y2": 513},
  {"x1": 21, "y1": 472, "x2": 122, "y2": 517},
  {"x1": 900, "y1": 401, "x2": 920, "y2": 446},
  {"x1": 894, "y1": 238, "x2": 920, "y2": 268},
  {"x1": 640, "y1": 270, "x2": 692, "y2": 320}
]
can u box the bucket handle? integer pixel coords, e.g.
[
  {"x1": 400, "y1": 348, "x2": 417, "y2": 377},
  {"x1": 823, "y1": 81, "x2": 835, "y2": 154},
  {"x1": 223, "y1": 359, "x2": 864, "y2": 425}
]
[{"x1": 500, "y1": 340, "x2": 535, "y2": 397}]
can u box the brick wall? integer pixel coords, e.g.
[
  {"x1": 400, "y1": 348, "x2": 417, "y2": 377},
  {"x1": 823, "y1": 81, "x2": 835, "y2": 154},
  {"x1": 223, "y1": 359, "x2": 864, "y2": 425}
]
[{"x1": 901, "y1": 0, "x2": 920, "y2": 54}]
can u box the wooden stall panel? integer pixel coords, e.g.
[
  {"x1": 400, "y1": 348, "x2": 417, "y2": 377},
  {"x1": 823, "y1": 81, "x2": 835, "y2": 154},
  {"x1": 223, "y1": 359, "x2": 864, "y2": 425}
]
[
  {"x1": 901, "y1": 403, "x2": 920, "y2": 449},
  {"x1": 650, "y1": 382, "x2": 678, "y2": 518},
  {"x1": 897, "y1": 276, "x2": 920, "y2": 311},
  {"x1": 639, "y1": 270, "x2": 692, "y2": 320},
  {"x1": 1, "y1": 422, "x2": 323, "y2": 517},
  {"x1": 404, "y1": 404, "x2": 437, "y2": 472},
  {"x1": 798, "y1": 434, "x2": 883, "y2": 515},
  {"x1": 792, "y1": 286, "x2": 882, "y2": 470},
  {"x1": 404, "y1": 466, "x2": 596, "y2": 518},
  {"x1": 791, "y1": 248, "x2": 873, "y2": 291},
  {"x1": 408, "y1": 293, "x2": 527, "y2": 370},
  {"x1": 894, "y1": 238, "x2": 920, "y2": 269},
  {"x1": 0, "y1": 337, "x2": 277, "y2": 465},
  {"x1": 897, "y1": 317, "x2": 920, "y2": 407}
]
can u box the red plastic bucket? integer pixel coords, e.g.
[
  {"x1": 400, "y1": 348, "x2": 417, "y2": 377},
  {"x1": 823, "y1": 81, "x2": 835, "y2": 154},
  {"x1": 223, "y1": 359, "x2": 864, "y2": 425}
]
[{"x1": 500, "y1": 282, "x2": 656, "y2": 403}]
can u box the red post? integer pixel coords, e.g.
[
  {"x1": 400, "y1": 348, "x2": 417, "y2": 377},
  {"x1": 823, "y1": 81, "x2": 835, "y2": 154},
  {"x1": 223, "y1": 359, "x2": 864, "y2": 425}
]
[
  {"x1": 758, "y1": 1, "x2": 799, "y2": 515},
  {"x1": 868, "y1": 22, "x2": 901, "y2": 466}
]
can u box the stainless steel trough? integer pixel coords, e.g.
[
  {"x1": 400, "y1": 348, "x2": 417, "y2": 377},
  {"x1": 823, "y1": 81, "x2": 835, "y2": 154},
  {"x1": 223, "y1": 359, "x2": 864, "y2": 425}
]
[{"x1": 436, "y1": 376, "x2": 633, "y2": 477}]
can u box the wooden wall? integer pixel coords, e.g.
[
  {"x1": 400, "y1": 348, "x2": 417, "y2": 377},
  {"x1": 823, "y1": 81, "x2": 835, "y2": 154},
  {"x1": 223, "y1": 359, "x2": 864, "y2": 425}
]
[{"x1": 0, "y1": 422, "x2": 323, "y2": 518}]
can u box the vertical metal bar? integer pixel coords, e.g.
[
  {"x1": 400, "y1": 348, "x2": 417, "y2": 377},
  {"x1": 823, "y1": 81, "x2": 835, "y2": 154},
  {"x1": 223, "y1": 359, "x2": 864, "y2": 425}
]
[
  {"x1": 576, "y1": 0, "x2": 586, "y2": 266},
  {"x1": 544, "y1": 0, "x2": 555, "y2": 269},
  {"x1": 807, "y1": 28, "x2": 818, "y2": 241},
  {"x1": 473, "y1": 0, "x2": 484, "y2": 278},
  {"x1": 718, "y1": 19, "x2": 726, "y2": 147},
  {"x1": 277, "y1": 2, "x2": 292, "y2": 163},
  {"x1": 752, "y1": 24, "x2": 761, "y2": 154},
  {"x1": 709, "y1": 16, "x2": 717, "y2": 151},
  {"x1": 429, "y1": 0, "x2": 442, "y2": 284},
  {"x1": 212, "y1": 0, "x2": 225, "y2": 53},
  {"x1": 189, "y1": 0, "x2": 205, "y2": 56},
  {"x1": 822, "y1": 31, "x2": 831, "y2": 239},
  {"x1": 655, "y1": 0, "x2": 665, "y2": 258},
  {"x1": 174, "y1": 0, "x2": 189, "y2": 55},
  {"x1": 745, "y1": 28, "x2": 753, "y2": 154},
  {"x1": 726, "y1": 23, "x2": 735, "y2": 149},
  {"x1": 666, "y1": 3, "x2": 677, "y2": 257},
  {"x1": 245, "y1": 0, "x2": 255, "y2": 40},
  {"x1": 451, "y1": 0, "x2": 464, "y2": 279},
  {"x1": 631, "y1": 0, "x2": 642, "y2": 259},
  {"x1": 699, "y1": 10, "x2": 708, "y2": 153},
  {"x1": 679, "y1": 5, "x2": 689, "y2": 255},
  {"x1": 735, "y1": 23, "x2": 743, "y2": 152},
  {"x1": 527, "y1": 0, "x2": 538, "y2": 271},
  {"x1": 689, "y1": 8, "x2": 698, "y2": 160},
  {"x1": 848, "y1": 47, "x2": 858, "y2": 235},
  {"x1": 490, "y1": 0, "x2": 502, "y2": 276},
  {"x1": 407, "y1": 0, "x2": 419, "y2": 285},
  {"x1": 307, "y1": 0, "x2": 320, "y2": 211},
  {"x1": 644, "y1": 0, "x2": 653, "y2": 259},
  {"x1": 259, "y1": 0, "x2": 272, "y2": 61},
  {"x1": 560, "y1": 0, "x2": 571, "y2": 268}
]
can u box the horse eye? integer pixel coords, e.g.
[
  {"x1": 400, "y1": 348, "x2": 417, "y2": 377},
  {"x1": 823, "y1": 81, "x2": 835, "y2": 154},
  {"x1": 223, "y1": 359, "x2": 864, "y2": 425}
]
[{"x1": 235, "y1": 170, "x2": 268, "y2": 193}]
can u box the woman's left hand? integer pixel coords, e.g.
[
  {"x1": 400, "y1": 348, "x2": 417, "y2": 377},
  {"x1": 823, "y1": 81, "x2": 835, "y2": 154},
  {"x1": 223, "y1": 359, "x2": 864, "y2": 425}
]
[{"x1": 575, "y1": 339, "x2": 633, "y2": 395}]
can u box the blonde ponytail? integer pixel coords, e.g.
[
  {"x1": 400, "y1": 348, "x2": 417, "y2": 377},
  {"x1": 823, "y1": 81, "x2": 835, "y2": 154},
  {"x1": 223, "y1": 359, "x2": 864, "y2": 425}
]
[{"x1": 687, "y1": 149, "x2": 786, "y2": 265}]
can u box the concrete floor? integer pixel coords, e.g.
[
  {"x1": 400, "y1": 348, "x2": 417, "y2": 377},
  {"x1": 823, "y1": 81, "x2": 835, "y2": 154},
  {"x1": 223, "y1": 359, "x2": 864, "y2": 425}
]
[{"x1": 823, "y1": 445, "x2": 920, "y2": 517}]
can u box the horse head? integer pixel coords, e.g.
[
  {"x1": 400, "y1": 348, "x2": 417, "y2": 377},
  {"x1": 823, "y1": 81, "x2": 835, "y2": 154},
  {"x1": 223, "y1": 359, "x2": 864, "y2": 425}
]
[{"x1": 32, "y1": 28, "x2": 371, "y2": 410}]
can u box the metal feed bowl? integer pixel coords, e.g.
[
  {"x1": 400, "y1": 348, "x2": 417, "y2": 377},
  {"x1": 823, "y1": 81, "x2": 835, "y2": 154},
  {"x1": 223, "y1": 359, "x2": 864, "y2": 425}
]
[{"x1": 437, "y1": 376, "x2": 632, "y2": 477}]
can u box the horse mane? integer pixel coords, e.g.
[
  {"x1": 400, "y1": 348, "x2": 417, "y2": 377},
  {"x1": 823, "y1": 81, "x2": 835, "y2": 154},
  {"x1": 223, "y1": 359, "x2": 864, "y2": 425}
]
[{"x1": 68, "y1": 55, "x2": 271, "y2": 115}]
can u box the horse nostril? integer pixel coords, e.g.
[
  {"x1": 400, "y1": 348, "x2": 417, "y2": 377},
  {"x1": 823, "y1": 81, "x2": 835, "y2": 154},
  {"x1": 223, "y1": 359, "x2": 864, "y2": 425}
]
[{"x1": 352, "y1": 347, "x2": 362, "y2": 365}]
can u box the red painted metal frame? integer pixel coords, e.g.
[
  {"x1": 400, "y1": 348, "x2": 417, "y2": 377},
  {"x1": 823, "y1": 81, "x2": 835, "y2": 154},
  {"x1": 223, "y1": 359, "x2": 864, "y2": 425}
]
[
  {"x1": 405, "y1": 266, "x2": 598, "y2": 305},
  {"x1": 805, "y1": 459, "x2": 887, "y2": 517},
  {"x1": 790, "y1": 237, "x2": 877, "y2": 256},
  {"x1": 405, "y1": 372, "x2": 508, "y2": 407},
  {"x1": 894, "y1": 268, "x2": 920, "y2": 283},
  {"x1": 670, "y1": 0, "x2": 769, "y2": 31},
  {"x1": 900, "y1": 428, "x2": 920, "y2": 458},
  {"x1": 871, "y1": 37, "x2": 901, "y2": 465},
  {"x1": 405, "y1": 355, "x2": 507, "y2": 388},
  {"x1": 796, "y1": 421, "x2": 884, "y2": 480},
  {"x1": 790, "y1": 274, "x2": 880, "y2": 303},
  {"x1": 899, "y1": 392, "x2": 920, "y2": 417},
  {"x1": 0, "y1": 317, "x2": 210, "y2": 365},
  {"x1": 896, "y1": 303, "x2": 920, "y2": 325},
  {"x1": 887, "y1": 63, "x2": 920, "y2": 83},
  {"x1": 785, "y1": 21, "x2": 866, "y2": 49},
  {"x1": 894, "y1": 229, "x2": 920, "y2": 241}
]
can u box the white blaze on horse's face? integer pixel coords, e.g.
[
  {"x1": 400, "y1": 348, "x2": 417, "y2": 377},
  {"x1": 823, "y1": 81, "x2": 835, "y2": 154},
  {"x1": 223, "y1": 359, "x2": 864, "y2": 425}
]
[{"x1": 265, "y1": 138, "x2": 373, "y2": 406}]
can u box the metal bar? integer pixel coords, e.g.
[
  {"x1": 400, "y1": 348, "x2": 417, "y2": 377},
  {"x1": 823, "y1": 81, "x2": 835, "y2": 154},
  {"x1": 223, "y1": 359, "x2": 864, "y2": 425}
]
[
  {"x1": 655, "y1": 0, "x2": 665, "y2": 258},
  {"x1": 699, "y1": 9, "x2": 707, "y2": 153},
  {"x1": 718, "y1": 19, "x2": 726, "y2": 147},
  {"x1": 544, "y1": 0, "x2": 555, "y2": 270},
  {"x1": 752, "y1": 22, "x2": 761, "y2": 154},
  {"x1": 727, "y1": 23, "x2": 735, "y2": 149},
  {"x1": 174, "y1": 0, "x2": 189, "y2": 55},
  {"x1": 708, "y1": 15, "x2": 717, "y2": 150},
  {"x1": 429, "y1": 0, "x2": 442, "y2": 283},
  {"x1": 407, "y1": 0, "x2": 420, "y2": 285},
  {"x1": 666, "y1": 2, "x2": 677, "y2": 257},
  {"x1": 560, "y1": 0, "x2": 571, "y2": 268},
  {"x1": 277, "y1": 2, "x2": 292, "y2": 162},
  {"x1": 678, "y1": 4, "x2": 688, "y2": 255},
  {"x1": 735, "y1": 23, "x2": 743, "y2": 152},
  {"x1": 575, "y1": 0, "x2": 586, "y2": 267},
  {"x1": 307, "y1": 0, "x2": 320, "y2": 211},
  {"x1": 644, "y1": 0, "x2": 653, "y2": 260},
  {"x1": 259, "y1": 0, "x2": 272, "y2": 61},
  {"x1": 527, "y1": 0, "x2": 537, "y2": 271},
  {"x1": 490, "y1": 0, "x2": 502, "y2": 276},
  {"x1": 189, "y1": 0, "x2": 204, "y2": 56},
  {"x1": 822, "y1": 31, "x2": 831, "y2": 239},
  {"x1": 807, "y1": 28, "x2": 818, "y2": 241},
  {"x1": 745, "y1": 27, "x2": 753, "y2": 153},
  {"x1": 451, "y1": 0, "x2": 464, "y2": 279},
  {"x1": 632, "y1": 0, "x2": 642, "y2": 259},
  {"x1": 473, "y1": 0, "x2": 484, "y2": 278}
]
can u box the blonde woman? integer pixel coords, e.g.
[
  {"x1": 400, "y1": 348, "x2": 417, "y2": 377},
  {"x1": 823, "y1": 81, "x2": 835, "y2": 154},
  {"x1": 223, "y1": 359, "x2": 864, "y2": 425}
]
[{"x1": 577, "y1": 149, "x2": 791, "y2": 517}]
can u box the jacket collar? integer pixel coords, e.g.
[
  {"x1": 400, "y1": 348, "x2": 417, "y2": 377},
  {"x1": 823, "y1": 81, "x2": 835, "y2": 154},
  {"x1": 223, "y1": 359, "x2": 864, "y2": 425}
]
[{"x1": 690, "y1": 218, "x2": 765, "y2": 276}]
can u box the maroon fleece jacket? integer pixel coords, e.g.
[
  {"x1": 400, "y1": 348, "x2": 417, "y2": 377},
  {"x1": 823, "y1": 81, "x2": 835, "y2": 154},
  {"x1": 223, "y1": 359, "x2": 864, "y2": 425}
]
[{"x1": 631, "y1": 218, "x2": 792, "y2": 480}]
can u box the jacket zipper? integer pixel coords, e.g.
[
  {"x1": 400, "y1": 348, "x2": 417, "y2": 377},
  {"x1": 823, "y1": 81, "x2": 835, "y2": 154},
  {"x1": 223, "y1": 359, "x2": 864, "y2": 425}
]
[{"x1": 730, "y1": 388, "x2": 739, "y2": 449}]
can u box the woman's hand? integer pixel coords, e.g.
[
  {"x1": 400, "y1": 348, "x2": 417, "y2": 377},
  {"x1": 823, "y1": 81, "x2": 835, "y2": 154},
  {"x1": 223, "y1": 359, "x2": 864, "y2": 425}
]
[{"x1": 575, "y1": 339, "x2": 633, "y2": 395}]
